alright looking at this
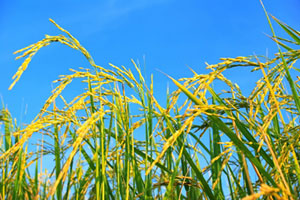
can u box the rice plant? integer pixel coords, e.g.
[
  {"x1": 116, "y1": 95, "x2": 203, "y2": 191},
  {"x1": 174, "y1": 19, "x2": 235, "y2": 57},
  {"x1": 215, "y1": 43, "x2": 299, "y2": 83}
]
[{"x1": 1, "y1": 10, "x2": 299, "y2": 200}]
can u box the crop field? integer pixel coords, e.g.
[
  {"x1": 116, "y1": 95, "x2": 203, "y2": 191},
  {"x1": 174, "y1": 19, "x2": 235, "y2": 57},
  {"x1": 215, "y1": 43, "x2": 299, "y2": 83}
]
[{"x1": 0, "y1": 6, "x2": 300, "y2": 200}]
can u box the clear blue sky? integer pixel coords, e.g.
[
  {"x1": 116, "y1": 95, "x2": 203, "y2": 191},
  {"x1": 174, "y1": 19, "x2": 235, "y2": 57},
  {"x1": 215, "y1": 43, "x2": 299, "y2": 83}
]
[{"x1": 1, "y1": 0, "x2": 299, "y2": 123}]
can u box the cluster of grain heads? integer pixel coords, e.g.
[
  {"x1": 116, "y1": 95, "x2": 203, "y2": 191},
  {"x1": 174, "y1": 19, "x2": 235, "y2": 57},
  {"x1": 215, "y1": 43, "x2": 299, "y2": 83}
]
[
  {"x1": 0, "y1": 107, "x2": 44, "y2": 199},
  {"x1": 168, "y1": 11, "x2": 300, "y2": 198},
  {"x1": 1, "y1": 12, "x2": 300, "y2": 200}
]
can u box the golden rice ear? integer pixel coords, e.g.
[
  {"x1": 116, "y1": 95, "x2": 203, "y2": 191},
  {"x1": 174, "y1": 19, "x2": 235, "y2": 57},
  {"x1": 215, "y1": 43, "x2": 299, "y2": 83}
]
[{"x1": 9, "y1": 19, "x2": 98, "y2": 90}]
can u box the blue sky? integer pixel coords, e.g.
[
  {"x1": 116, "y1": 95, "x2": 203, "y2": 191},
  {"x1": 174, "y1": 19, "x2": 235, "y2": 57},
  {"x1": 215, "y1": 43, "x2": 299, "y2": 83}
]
[{"x1": 0, "y1": 0, "x2": 299, "y2": 123}]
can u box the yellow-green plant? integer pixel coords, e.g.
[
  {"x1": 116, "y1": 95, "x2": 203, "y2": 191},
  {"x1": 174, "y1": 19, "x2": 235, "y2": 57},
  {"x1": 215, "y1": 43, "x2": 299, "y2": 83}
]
[{"x1": 1, "y1": 11, "x2": 300, "y2": 200}]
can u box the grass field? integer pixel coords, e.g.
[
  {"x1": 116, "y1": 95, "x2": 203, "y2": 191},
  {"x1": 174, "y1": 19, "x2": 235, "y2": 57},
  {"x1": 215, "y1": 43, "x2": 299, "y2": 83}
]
[{"x1": 1, "y1": 8, "x2": 300, "y2": 200}]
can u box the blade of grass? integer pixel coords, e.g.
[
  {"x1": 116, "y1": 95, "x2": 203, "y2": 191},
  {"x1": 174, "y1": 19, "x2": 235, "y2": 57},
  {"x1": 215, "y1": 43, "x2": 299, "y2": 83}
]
[
  {"x1": 53, "y1": 118, "x2": 62, "y2": 200},
  {"x1": 211, "y1": 96, "x2": 225, "y2": 199},
  {"x1": 271, "y1": 16, "x2": 300, "y2": 45}
]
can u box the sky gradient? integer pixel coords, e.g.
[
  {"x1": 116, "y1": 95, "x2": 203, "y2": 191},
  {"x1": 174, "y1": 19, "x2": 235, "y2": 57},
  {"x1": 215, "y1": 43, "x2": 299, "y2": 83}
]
[{"x1": 1, "y1": 0, "x2": 299, "y2": 123}]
